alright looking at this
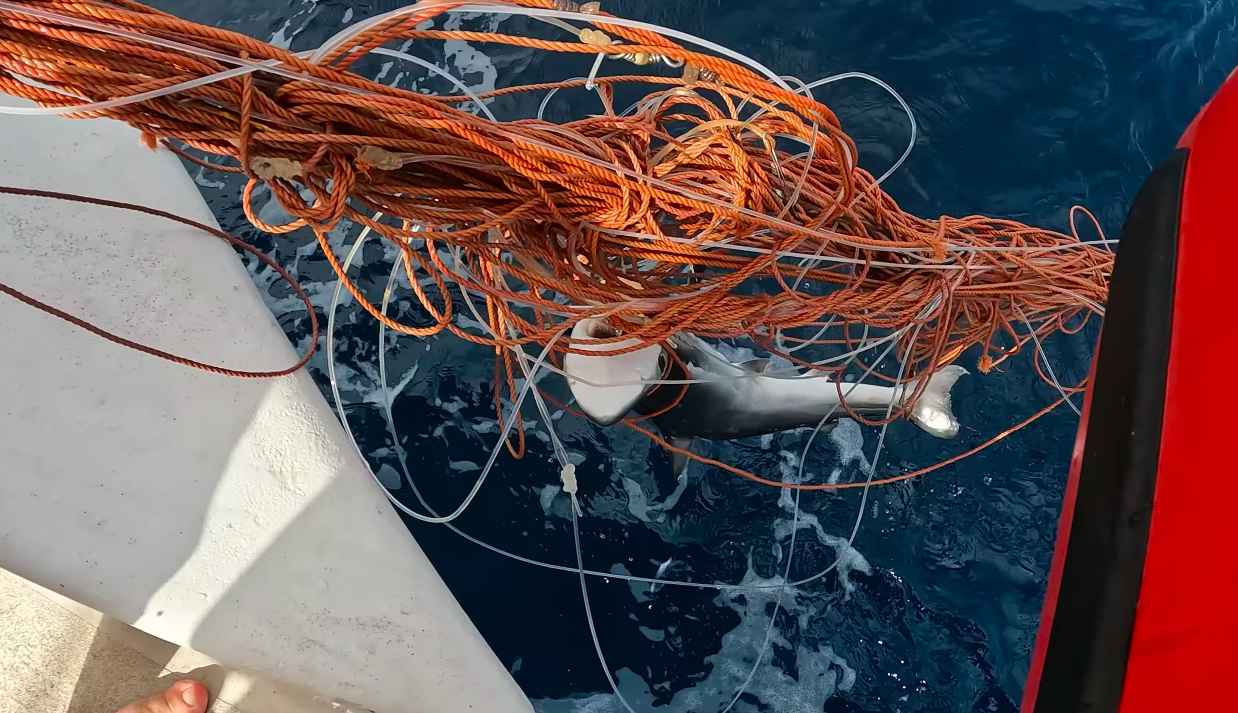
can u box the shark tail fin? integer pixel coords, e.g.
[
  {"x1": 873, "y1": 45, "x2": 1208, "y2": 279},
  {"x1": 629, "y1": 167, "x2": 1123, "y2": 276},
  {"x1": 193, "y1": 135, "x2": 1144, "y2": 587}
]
[{"x1": 908, "y1": 365, "x2": 966, "y2": 439}]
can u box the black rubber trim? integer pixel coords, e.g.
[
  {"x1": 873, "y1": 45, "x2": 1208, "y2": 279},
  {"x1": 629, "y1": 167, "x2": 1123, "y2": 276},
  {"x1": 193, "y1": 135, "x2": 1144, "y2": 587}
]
[{"x1": 1029, "y1": 148, "x2": 1187, "y2": 713}]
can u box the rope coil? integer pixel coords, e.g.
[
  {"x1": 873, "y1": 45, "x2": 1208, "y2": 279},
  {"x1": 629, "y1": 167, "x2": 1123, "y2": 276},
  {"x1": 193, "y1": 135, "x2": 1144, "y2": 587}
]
[
  {"x1": 0, "y1": 8, "x2": 1109, "y2": 707},
  {"x1": 0, "y1": 0, "x2": 1107, "y2": 469}
]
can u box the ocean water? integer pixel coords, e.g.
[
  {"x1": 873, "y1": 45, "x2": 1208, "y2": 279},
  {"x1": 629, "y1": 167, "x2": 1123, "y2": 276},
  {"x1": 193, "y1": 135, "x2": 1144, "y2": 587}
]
[{"x1": 147, "y1": 0, "x2": 1238, "y2": 710}]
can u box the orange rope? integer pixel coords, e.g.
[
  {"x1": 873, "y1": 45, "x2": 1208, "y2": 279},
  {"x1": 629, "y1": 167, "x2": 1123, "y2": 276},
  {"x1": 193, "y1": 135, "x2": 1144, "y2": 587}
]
[
  {"x1": 625, "y1": 395, "x2": 1069, "y2": 490},
  {"x1": 0, "y1": 0, "x2": 1107, "y2": 483}
]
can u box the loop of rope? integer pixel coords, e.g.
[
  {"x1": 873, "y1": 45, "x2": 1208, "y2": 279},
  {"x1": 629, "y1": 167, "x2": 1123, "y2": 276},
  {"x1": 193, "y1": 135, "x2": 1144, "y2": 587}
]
[
  {"x1": 0, "y1": 0, "x2": 1107, "y2": 485},
  {"x1": 0, "y1": 185, "x2": 319, "y2": 378}
]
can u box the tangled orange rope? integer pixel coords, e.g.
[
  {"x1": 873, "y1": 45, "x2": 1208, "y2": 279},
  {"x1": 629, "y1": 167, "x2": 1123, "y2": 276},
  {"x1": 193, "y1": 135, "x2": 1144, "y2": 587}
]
[{"x1": 0, "y1": 0, "x2": 1108, "y2": 483}]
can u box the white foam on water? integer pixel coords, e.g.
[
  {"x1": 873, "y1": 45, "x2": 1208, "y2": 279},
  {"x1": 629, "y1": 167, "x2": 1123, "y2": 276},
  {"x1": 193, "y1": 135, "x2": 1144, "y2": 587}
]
[
  {"x1": 638, "y1": 626, "x2": 665, "y2": 642},
  {"x1": 267, "y1": 1, "x2": 317, "y2": 50},
  {"x1": 456, "y1": 314, "x2": 489, "y2": 334},
  {"x1": 375, "y1": 463, "x2": 402, "y2": 490},
  {"x1": 772, "y1": 447, "x2": 872, "y2": 597},
  {"x1": 192, "y1": 166, "x2": 225, "y2": 189},
  {"x1": 255, "y1": 185, "x2": 294, "y2": 225},
  {"x1": 773, "y1": 513, "x2": 872, "y2": 598},
  {"x1": 385, "y1": 363, "x2": 420, "y2": 405},
  {"x1": 776, "y1": 450, "x2": 806, "y2": 512},
  {"x1": 288, "y1": 235, "x2": 320, "y2": 274},
  {"x1": 710, "y1": 341, "x2": 760, "y2": 365},
  {"x1": 610, "y1": 564, "x2": 651, "y2": 604},
  {"x1": 600, "y1": 427, "x2": 654, "y2": 483},
  {"x1": 269, "y1": 19, "x2": 295, "y2": 49},
  {"x1": 621, "y1": 478, "x2": 654, "y2": 522},
  {"x1": 439, "y1": 13, "x2": 502, "y2": 111},
  {"x1": 539, "y1": 484, "x2": 561, "y2": 514},
  {"x1": 532, "y1": 563, "x2": 857, "y2": 713},
  {"x1": 449, "y1": 459, "x2": 481, "y2": 472},
  {"x1": 654, "y1": 474, "x2": 691, "y2": 512},
  {"x1": 441, "y1": 396, "x2": 468, "y2": 414},
  {"x1": 829, "y1": 418, "x2": 871, "y2": 473},
  {"x1": 767, "y1": 353, "x2": 795, "y2": 372}
]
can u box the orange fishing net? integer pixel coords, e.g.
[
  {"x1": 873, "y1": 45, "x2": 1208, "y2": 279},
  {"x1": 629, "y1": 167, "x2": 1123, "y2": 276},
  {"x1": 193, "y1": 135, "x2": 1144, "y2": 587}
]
[{"x1": 0, "y1": 0, "x2": 1109, "y2": 482}]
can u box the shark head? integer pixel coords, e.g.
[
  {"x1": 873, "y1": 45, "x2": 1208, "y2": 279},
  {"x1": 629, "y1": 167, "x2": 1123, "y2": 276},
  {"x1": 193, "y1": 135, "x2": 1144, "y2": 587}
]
[{"x1": 562, "y1": 319, "x2": 664, "y2": 426}]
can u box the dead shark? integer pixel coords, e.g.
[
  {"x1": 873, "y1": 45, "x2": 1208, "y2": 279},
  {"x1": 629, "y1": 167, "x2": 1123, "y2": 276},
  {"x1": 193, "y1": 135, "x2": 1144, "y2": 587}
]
[{"x1": 563, "y1": 318, "x2": 965, "y2": 476}]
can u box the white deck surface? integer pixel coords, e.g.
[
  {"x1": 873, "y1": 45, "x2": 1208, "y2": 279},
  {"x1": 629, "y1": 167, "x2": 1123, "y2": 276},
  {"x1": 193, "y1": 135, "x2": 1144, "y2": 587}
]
[
  {"x1": 0, "y1": 566, "x2": 354, "y2": 713},
  {"x1": 0, "y1": 111, "x2": 531, "y2": 713}
]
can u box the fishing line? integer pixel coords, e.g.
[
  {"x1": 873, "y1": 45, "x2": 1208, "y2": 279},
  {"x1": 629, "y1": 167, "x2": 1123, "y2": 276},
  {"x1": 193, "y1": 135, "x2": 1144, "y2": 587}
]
[
  {"x1": 353, "y1": 222, "x2": 908, "y2": 597},
  {"x1": 325, "y1": 211, "x2": 567, "y2": 524},
  {"x1": 1016, "y1": 305, "x2": 1082, "y2": 416},
  {"x1": 717, "y1": 482, "x2": 803, "y2": 713},
  {"x1": 370, "y1": 236, "x2": 906, "y2": 602},
  {"x1": 719, "y1": 329, "x2": 910, "y2": 712},
  {"x1": 568, "y1": 305, "x2": 911, "y2": 712},
  {"x1": 0, "y1": 1, "x2": 891, "y2": 257},
  {"x1": 0, "y1": 2, "x2": 1103, "y2": 704},
  {"x1": 0, "y1": 0, "x2": 1112, "y2": 398}
]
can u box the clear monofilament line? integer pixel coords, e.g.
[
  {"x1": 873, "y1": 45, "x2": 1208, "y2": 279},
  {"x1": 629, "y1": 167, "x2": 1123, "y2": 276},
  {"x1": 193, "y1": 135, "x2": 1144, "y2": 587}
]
[
  {"x1": 1016, "y1": 305, "x2": 1083, "y2": 416},
  {"x1": 719, "y1": 329, "x2": 901, "y2": 711},
  {"x1": 325, "y1": 213, "x2": 565, "y2": 525},
  {"x1": 366, "y1": 241, "x2": 918, "y2": 594}
]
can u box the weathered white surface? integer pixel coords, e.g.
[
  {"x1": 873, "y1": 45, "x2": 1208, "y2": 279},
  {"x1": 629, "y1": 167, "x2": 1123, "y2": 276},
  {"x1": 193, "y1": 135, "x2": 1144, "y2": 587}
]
[
  {"x1": 0, "y1": 110, "x2": 532, "y2": 713},
  {"x1": 0, "y1": 566, "x2": 344, "y2": 713}
]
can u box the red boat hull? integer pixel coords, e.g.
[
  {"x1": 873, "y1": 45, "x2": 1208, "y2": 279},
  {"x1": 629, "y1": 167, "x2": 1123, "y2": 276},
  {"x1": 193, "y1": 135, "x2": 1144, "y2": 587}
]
[{"x1": 1021, "y1": 68, "x2": 1238, "y2": 713}]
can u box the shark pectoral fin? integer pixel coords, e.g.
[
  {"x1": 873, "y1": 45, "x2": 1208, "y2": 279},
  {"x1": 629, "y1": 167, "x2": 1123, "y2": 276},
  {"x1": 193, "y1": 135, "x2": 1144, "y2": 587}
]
[
  {"x1": 909, "y1": 365, "x2": 967, "y2": 439},
  {"x1": 668, "y1": 436, "x2": 695, "y2": 478}
]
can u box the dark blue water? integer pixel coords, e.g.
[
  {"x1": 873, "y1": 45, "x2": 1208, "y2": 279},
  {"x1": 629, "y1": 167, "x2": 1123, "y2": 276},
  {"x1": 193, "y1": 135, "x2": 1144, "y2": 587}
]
[{"x1": 151, "y1": 0, "x2": 1238, "y2": 709}]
